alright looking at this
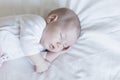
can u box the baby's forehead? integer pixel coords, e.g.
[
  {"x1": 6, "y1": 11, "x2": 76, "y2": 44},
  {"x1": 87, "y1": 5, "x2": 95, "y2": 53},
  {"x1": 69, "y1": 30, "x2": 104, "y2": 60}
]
[
  {"x1": 62, "y1": 30, "x2": 77, "y2": 43},
  {"x1": 61, "y1": 26, "x2": 77, "y2": 35}
]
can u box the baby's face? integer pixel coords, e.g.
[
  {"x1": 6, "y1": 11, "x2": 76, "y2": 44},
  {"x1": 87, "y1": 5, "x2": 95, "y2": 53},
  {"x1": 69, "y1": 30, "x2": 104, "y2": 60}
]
[{"x1": 40, "y1": 23, "x2": 77, "y2": 52}]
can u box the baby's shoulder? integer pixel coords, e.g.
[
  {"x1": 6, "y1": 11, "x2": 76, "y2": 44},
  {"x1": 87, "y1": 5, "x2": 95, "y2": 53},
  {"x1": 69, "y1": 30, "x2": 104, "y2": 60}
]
[
  {"x1": 20, "y1": 14, "x2": 46, "y2": 27},
  {"x1": 21, "y1": 14, "x2": 45, "y2": 22}
]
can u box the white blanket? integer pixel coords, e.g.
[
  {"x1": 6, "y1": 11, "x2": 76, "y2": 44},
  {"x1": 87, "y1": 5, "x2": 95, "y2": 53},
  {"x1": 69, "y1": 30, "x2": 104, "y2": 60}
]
[{"x1": 0, "y1": 0, "x2": 120, "y2": 80}]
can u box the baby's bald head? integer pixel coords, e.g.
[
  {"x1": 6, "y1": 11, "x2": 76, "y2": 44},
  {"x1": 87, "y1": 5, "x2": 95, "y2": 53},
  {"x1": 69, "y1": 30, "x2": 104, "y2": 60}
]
[{"x1": 47, "y1": 8, "x2": 81, "y2": 39}]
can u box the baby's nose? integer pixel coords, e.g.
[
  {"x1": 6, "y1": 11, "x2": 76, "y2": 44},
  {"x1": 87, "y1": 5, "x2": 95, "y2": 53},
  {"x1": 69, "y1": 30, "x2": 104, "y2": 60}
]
[{"x1": 55, "y1": 42, "x2": 63, "y2": 49}]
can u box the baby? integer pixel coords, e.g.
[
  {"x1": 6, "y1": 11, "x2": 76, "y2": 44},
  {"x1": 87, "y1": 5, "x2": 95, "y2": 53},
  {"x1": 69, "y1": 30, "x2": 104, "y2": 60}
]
[{"x1": 0, "y1": 8, "x2": 81, "y2": 73}]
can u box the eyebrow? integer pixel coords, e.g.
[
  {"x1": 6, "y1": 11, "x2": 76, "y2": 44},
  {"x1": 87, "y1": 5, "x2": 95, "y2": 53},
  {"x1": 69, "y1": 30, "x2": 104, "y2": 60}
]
[
  {"x1": 60, "y1": 33, "x2": 70, "y2": 49},
  {"x1": 60, "y1": 33, "x2": 66, "y2": 46},
  {"x1": 60, "y1": 32, "x2": 63, "y2": 40}
]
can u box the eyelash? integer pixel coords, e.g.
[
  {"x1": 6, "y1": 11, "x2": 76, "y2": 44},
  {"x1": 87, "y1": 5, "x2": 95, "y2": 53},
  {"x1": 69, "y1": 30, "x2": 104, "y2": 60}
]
[{"x1": 62, "y1": 46, "x2": 70, "y2": 50}]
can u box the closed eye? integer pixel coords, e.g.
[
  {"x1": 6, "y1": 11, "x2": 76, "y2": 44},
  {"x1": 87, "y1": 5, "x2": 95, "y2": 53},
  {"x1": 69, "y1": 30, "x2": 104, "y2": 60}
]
[{"x1": 62, "y1": 46, "x2": 70, "y2": 51}]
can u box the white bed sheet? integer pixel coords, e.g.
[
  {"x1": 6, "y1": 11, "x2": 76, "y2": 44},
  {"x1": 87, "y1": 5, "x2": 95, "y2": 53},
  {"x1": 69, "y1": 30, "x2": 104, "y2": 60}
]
[{"x1": 0, "y1": 0, "x2": 120, "y2": 80}]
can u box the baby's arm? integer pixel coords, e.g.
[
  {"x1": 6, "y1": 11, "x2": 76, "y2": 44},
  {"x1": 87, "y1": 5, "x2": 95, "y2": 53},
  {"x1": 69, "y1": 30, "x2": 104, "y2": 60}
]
[
  {"x1": 29, "y1": 53, "x2": 50, "y2": 73},
  {"x1": 45, "y1": 50, "x2": 68, "y2": 63},
  {"x1": 19, "y1": 15, "x2": 49, "y2": 73}
]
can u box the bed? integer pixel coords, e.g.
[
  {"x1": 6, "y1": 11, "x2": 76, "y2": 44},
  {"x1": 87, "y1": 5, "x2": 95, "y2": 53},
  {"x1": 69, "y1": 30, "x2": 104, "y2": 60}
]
[{"x1": 0, "y1": 0, "x2": 120, "y2": 80}]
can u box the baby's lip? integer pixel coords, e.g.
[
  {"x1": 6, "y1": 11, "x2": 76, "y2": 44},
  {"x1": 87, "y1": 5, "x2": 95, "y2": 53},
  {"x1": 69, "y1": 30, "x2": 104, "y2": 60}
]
[{"x1": 49, "y1": 44, "x2": 55, "y2": 50}]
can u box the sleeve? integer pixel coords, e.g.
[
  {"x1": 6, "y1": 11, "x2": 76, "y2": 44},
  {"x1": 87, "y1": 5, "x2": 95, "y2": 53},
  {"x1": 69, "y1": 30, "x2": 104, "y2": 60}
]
[{"x1": 19, "y1": 15, "x2": 46, "y2": 56}]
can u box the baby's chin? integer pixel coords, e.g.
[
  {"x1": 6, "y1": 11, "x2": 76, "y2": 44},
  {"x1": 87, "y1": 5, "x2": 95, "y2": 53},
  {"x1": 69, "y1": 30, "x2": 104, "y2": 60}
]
[
  {"x1": 47, "y1": 49, "x2": 57, "y2": 53},
  {"x1": 47, "y1": 49, "x2": 61, "y2": 53}
]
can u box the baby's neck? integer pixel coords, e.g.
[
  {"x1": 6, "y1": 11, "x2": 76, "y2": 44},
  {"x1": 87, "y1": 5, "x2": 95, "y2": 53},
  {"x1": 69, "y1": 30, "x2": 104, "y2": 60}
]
[{"x1": 41, "y1": 49, "x2": 49, "y2": 52}]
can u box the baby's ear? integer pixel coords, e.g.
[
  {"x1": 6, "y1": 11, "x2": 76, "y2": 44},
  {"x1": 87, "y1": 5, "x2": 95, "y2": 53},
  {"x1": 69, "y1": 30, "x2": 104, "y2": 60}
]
[{"x1": 46, "y1": 14, "x2": 58, "y2": 23}]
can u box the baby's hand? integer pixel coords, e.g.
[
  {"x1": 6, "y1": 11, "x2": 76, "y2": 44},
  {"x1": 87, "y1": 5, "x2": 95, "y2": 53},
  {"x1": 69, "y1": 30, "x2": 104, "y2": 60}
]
[{"x1": 34, "y1": 60, "x2": 50, "y2": 73}]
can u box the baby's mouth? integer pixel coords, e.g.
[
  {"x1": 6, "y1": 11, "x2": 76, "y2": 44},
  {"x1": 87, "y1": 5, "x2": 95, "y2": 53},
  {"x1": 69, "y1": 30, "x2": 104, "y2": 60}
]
[{"x1": 49, "y1": 44, "x2": 55, "y2": 50}]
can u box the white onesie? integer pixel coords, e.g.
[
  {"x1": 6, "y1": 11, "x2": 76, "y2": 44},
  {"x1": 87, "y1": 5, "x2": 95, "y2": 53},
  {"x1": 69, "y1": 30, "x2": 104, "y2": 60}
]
[{"x1": 0, "y1": 14, "x2": 46, "y2": 66}]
